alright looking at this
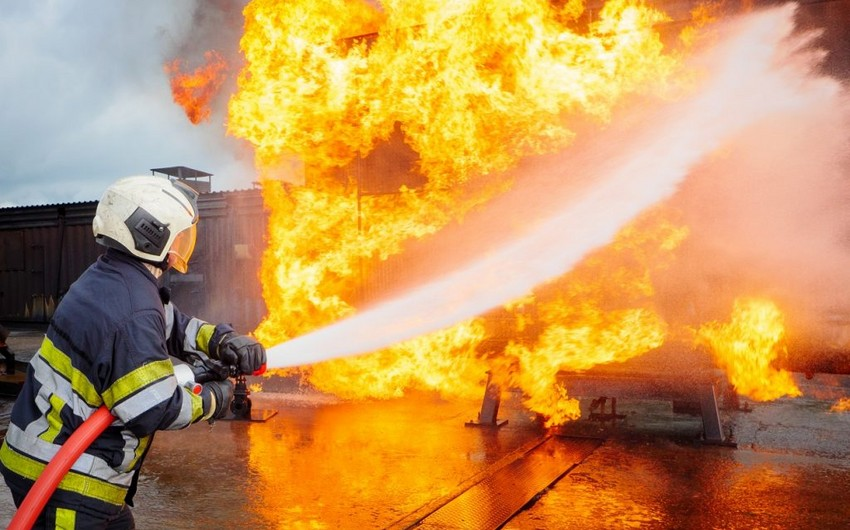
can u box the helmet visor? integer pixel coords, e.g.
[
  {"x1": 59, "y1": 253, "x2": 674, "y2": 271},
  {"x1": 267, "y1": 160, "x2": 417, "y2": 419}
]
[{"x1": 168, "y1": 224, "x2": 197, "y2": 273}]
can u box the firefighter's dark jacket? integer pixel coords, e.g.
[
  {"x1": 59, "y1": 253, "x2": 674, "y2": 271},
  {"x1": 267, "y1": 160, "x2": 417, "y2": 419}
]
[{"x1": 0, "y1": 249, "x2": 230, "y2": 517}]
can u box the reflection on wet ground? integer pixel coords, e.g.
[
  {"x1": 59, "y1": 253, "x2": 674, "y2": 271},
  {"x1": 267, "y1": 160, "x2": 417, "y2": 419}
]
[
  {"x1": 134, "y1": 391, "x2": 542, "y2": 529},
  {"x1": 506, "y1": 440, "x2": 850, "y2": 529},
  {"x1": 1, "y1": 385, "x2": 850, "y2": 529}
]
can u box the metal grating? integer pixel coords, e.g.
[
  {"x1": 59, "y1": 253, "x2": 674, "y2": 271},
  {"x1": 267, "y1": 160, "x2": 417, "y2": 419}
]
[{"x1": 410, "y1": 436, "x2": 601, "y2": 530}]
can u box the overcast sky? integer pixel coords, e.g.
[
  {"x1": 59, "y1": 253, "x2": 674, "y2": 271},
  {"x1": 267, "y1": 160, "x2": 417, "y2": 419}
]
[{"x1": 0, "y1": 1, "x2": 254, "y2": 208}]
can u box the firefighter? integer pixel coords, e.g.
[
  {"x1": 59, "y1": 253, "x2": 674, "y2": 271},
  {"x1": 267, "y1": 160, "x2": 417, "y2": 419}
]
[{"x1": 0, "y1": 175, "x2": 267, "y2": 529}]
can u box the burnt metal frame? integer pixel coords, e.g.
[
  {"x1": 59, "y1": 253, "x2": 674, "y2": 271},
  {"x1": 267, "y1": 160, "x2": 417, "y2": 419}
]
[
  {"x1": 559, "y1": 371, "x2": 731, "y2": 445},
  {"x1": 465, "y1": 371, "x2": 509, "y2": 428},
  {"x1": 464, "y1": 368, "x2": 732, "y2": 444}
]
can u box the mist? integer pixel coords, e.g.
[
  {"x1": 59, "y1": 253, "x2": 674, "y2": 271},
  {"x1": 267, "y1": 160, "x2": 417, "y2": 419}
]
[{"x1": 659, "y1": 81, "x2": 850, "y2": 350}]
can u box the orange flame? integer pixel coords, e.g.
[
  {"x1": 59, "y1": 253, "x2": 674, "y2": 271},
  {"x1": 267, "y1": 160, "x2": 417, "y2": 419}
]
[
  {"x1": 308, "y1": 319, "x2": 490, "y2": 400},
  {"x1": 493, "y1": 208, "x2": 687, "y2": 425},
  {"x1": 697, "y1": 298, "x2": 802, "y2": 401},
  {"x1": 227, "y1": 0, "x2": 676, "y2": 179},
  {"x1": 679, "y1": 2, "x2": 722, "y2": 48},
  {"x1": 831, "y1": 397, "x2": 850, "y2": 412},
  {"x1": 829, "y1": 397, "x2": 850, "y2": 412},
  {"x1": 241, "y1": 1, "x2": 679, "y2": 327},
  {"x1": 224, "y1": 0, "x2": 729, "y2": 422},
  {"x1": 164, "y1": 50, "x2": 228, "y2": 124}
]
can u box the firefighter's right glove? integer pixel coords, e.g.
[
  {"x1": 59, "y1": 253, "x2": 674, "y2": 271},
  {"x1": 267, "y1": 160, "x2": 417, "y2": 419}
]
[
  {"x1": 216, "y1": 333, "x2": 267, "y2": 376},
  {"x1": 201, "y1": 379, "x2": 234, "y2": 422}
]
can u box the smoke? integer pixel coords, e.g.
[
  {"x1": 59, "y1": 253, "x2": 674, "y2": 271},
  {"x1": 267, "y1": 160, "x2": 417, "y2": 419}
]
[
  {"x1": 645, "y1": 3, "x2": 850, "y2": 355},
  {"x1": 160, "y1": 0, "x2": 248, "y2": 116},
  {"x1": 162, "y1": 0, "x2": 248, "y2": 68},
  {"x1": 157, "y1": 0, "x2": 256, "y2": 188}
]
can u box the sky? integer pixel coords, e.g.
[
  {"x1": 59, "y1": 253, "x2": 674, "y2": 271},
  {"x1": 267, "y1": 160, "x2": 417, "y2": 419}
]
[{"x1": 0, "y1": 1, "x2": 253, "y2": 208}]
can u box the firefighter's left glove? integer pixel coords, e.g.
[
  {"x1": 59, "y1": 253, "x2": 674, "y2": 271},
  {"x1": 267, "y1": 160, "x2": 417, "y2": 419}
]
[
  {"x1": 217, "y1": 334, "x2": 267, "y2": 376},
  {"x1": 201, "y1": 379, "x2": 234, "y2": 422}
]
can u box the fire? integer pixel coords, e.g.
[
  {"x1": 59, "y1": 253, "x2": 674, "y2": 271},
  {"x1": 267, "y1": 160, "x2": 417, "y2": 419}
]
[
  {"x1": 166, "y1": 0, "x2": 825, "y2": 424},
  {"x1": 493, "y1": 208, "x2": 687, "y2": 426},
  {"x1": 679, "y1": 3, "x2": 722, "y2": 48},
  {"x1": 831, "y1": 398, "x2": 850, "y2": 413},
  {"x1": 227, "y1": 0, "x2": 677, "y2": 181},
  {"x1": 164, "y1": 50, "x2": 228, "y2": 124},
  {"x1": 697, "y1": 298, "x2": 802, "y2": 401},
  {"x1": 231, "y1": 0, "x2": 684, "y2": 409},
  {"x1": 308, "y1": 319, "x2": 490, "y2": 400}
]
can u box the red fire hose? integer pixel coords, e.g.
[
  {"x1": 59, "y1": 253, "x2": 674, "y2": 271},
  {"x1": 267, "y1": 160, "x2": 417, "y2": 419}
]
[
  {"x1": 7, "y1": 361, "x2": 227, "y2": 528},
  {"x1": 7, "y1": 405, "x2": 114, "y2": 530}
]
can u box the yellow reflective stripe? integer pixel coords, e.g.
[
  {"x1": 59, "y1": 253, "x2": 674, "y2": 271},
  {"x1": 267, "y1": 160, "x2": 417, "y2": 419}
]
[
  {"x1": 39, "y1": 338, "x2": 101, "y2": 407},
  {"x1": 199, "y1": 389, "x2": 216, "y2": 422},
  {"x1": 196, "y1": 323, "x2": 216, "y2": 354},
  {"x1": 103, "y1": 359, "x2": 174, "y2": 408},
  {"x1": 55, "y1": 507, "x2": 76, "y2": 529},
  {"x1": 190, "y1": 390, "x2": 204, "y2": 422},
  {"x1": 127, "y1": 435, "x2": 151, "y2": 470},
  {"x1": 0, "y1": 443, "x2": 126, "y2": 506},
  {"x1": 39, "y1": 393, "x2": 67, "y2": 443}
]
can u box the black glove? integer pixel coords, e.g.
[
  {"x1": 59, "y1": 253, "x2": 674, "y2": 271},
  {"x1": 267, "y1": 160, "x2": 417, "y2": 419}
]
[
  {"x1": 201, "y1": 379, "x2": 234, "y2": 421},
  {"x1": 216, "y1": 334, "x2": 267, "y2": 375}
]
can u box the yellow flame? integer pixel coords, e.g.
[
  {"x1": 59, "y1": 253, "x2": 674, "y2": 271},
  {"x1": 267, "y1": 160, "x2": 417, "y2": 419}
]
[
  {"x1": 229, "y1": 0, "x2": 693, "y2": 417},
  {"x1": 493, "y1": 207, "x2": 686, "y2": 426},
  {"x1": 228, "y1": 0, "x2": 677, "y2": 180},
  {"x1": 308, "y1": 319, "x2": 490, "y2": 400},
  {"x1": 697, "y1": 298, "x2": 802, "y2": 401}
]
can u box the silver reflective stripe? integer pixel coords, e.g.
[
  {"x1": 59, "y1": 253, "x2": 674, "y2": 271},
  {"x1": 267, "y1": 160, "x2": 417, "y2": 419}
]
[
  {"x1": 119, "y1": 430, "x2": 140, "y2": 472},
  {"x1": 111, "y1": 377, "x2": 177, "y2": 423},
  {"x1": 182, "y1": 317, "x2": 208, "y2": 356},
  {"x1": 29, "y1": 351, "x2": 97, "y2": 418},
  {"x1": 163, "y1": 388, "x2": 196, "y2": 430},
  {"x1": 24, "y1": 352, "x2": 98, "y2": 440},
  {"x1": 4, "y1": 423, "x2": 133, "y2": 487},
  {"x1": 164, "y1": 302, "x2": 175, "y2": 338},
  {"x1": 27, "y1": 354, "x2": 53, "y2": 439},
  {"x1": 28, "y1": 391, "x2": 52, "y2": 439}
]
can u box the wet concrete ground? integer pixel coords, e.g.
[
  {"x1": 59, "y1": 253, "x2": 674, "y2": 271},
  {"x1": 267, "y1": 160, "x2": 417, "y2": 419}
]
[
  {"x1": 506, "y1": 437, "x2": 850, "y2": 529},
  {"x1": 1, "y1": 330, "x2": 850, "y2": 529}
]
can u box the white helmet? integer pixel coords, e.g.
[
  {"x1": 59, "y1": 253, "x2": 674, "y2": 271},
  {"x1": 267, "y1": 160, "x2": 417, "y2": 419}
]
[{"x1": 92, "y1": 176, "x2": 199, "y2": 273}]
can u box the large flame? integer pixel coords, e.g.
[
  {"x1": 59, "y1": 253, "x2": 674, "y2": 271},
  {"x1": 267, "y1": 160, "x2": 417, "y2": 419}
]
[
  {"x1": 697, "y1": 298, "x2": 802, "y2": 401},
  {"x1": 160, "y1": 1, "x2": 836, "y2": 424},
  {"x1": 228, "y1": 0, "x2": 682, "y2": 418}
]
